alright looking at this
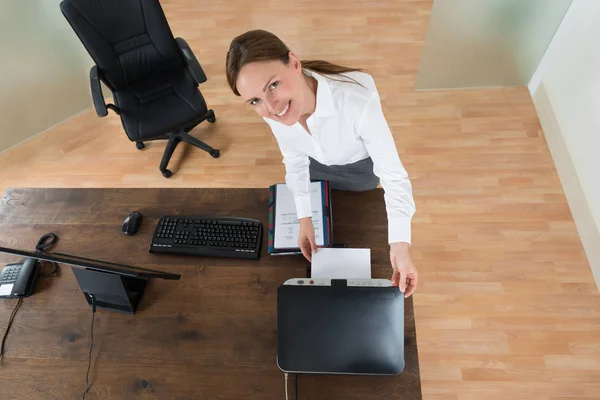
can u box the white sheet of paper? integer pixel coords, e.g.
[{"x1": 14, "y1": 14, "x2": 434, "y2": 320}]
[
  {"x1": 311, "y1": 248, "x2": 371, "y2": 279},
  {"x1": 273, "y1": 182, "x2": 325, "y2": 249},
  {"x1": 0, "y1": 284, "x2": 14, "y2": 296}
]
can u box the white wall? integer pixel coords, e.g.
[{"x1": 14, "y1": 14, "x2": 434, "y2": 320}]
[
  {"x1": 529, "y1": 0, "x2": 600, "y2": 288},
  {"x1": 0, "y1": 0, "x2": 93, "y2": 153},
  {"x1": 416, "y1": 0, "x2": 572, "y2": 89}
]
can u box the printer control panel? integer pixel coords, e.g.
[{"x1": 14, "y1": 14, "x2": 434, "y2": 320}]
[{"x1": 283, "y1": 278, "x2": 392, "y2": 287}]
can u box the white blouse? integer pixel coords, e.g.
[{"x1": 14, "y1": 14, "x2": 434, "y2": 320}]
[{"x1": 264, "y1": 69, "x2": 415, "y2": 244}]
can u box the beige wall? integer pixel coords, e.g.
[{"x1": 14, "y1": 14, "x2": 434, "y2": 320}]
[
  {"x1": 529, "y1": 0, "x2": 600, "y2": 289},
  {"x1": 0, "y1": 0, "x2": 93, "y2": 153},
  {"x1": 416, "y1": 0, "x2": 573, "y2": 89}
]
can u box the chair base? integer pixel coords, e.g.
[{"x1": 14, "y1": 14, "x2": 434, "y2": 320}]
[
  {"x1": 159, "y1": 130, "x2": 218, "y2": 178},
  {"x1": 137, "y1": 110, "x2": 219, "y2": 178}
]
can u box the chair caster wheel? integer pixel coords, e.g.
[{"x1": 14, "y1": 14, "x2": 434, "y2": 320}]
[
  {"x1": 207, "y1": 110, "x2": 216, "y2": 123},
  {"x1": 136, "y1": 142, "x2": 145, "y2": 150},
  {"x1": 210, "y1": 149, "x2": 220, "y2": 158},
  {"x1": 162, "y1": 169, "x2": 172, "y2": 178}
]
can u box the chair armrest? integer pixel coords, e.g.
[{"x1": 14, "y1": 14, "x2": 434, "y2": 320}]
[
  {"x1": 89, "y1": 66, "x2": 120, "y2": 117},
  {"x1": 90, "y1": 66, "x2": 108, "y2": 117},
  {"x1": 176, "y1": 38, "x2": 207, "y2": 85}
]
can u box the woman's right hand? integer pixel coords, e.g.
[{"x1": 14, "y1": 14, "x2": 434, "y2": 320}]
[{"x1": 298, "y1": 217, "x2": 318, "y2": 261}]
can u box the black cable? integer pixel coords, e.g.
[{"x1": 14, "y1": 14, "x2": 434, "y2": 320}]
[
  {"x1": 0, "y1": 233, "x2": 58, "y2": 361},
  {"x1": 0, "y1": 297, "x2": 23, "y2": 359},
  {"x1": 35, "y1": 232, "x2": 59, "y2": 277},
  {"x1": 82, "y1": 294, "x2": 96, "y2": 399},
  {"x1": 35, "y1": 232, "x2": 58, "y2": 252},
  {"x1": 295, "y1": 374, "x2": 298, "y2": 400}
]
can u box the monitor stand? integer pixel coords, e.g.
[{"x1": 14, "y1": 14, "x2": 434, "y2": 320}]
[{"x1": 72, "y1": 268, "x2": 148, "y2": 314}]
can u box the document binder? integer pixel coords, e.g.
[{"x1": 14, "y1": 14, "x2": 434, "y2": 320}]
[{"x1": 268, "y1": 181, "x2": 332, "y2": 255}]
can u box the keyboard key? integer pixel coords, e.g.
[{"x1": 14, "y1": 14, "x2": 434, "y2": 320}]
[{"x1": 219, "y1": 220, "x2": 242, "y2": 225}]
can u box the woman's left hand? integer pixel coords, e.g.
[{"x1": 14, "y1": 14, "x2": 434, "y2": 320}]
[{"x1": 389, "y1": 242, "x2": 418, "y2": 298}]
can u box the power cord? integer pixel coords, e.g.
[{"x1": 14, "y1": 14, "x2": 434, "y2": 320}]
[
  {"x1": 295, "y1": 374, "x2": 298, "y2": 399},
  {"x1": 0, "y1": 297, "x2": 23, "y2": 359},
  {"x1": 82, "y1": 294, "x2": 96, "y2": 399},
  {"x1": 284, "y1": 373, "x2": 299, "y2": 400}
]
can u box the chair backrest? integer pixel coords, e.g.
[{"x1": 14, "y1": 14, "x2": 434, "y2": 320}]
[{"x1": 60, "y1": 0, "x2": 184, "y2": 91}]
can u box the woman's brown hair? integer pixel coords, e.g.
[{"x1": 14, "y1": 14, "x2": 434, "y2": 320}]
[{"x1": 226, "y1": 29, "x2": 363, "y2": 96}]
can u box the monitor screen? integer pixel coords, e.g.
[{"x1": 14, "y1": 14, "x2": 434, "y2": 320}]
[{"x1": 0, "y1": 246, "x2": 180, "y2": 280}]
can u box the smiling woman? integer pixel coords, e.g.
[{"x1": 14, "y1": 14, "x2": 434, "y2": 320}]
[
  {"x1": 226, "y1": 30, "x2": 362, "y2": 126},
  {"x1": 225, "y1": 29, "x2": 419, "y2": 298}
]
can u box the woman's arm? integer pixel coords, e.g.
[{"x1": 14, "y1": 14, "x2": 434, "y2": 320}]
[
  {"x1": 357, "y1": 92, "x2": 416, "y2": 245},
  {"x1": 357, "y1": 91, "x2": 418, "y2": 297},
  {"x1": 266, "y1": 118, "x2": 313, "y2": 220},
  {"x1": 280, "y1": 148, "x2": 312, "y2": 221},
  {"x1": 274, "y1": 136, "x2": 318, "y2": 260}
]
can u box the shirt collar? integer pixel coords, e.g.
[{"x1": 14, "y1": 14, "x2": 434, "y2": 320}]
[{"x1": 303, "y1": 69, "x2": 337, "y2": 118}]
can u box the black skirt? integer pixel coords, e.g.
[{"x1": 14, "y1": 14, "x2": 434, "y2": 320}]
[{"x1": 309, "y1": 157, "x2": 379, "y2": 191}]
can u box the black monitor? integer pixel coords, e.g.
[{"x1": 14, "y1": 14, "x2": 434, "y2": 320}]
[{"x1": 0, "y1": 246, "x2": 180, "y2": 314}]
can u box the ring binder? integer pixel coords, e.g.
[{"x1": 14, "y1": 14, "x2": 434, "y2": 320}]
[{"x1": 268, "y1": 181, "x2": 333, "y2": 255}]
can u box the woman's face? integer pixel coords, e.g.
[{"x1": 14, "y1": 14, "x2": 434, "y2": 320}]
[{"x1": 236, "y1": 53, "x2": 306, "y2": 126}]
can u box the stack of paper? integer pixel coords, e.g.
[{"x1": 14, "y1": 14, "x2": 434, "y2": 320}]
[{"x1": 311, "y1": 248, "x2": 371, "y2": 279}]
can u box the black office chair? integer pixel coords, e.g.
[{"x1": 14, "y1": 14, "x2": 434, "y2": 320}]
[{"x1": 60, "y1": 0, "x2": 219, "y2": 178}]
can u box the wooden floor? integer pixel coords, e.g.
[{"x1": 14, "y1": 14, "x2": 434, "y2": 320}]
[{"x1": 1, "y1": 0, "x2": 599, "y2": 399}]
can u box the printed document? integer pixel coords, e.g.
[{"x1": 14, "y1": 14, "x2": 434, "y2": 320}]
[{"x1": 273, "y1": 182, "x2": 325, "y2": 249}]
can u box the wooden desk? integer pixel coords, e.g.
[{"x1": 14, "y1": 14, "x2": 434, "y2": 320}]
[{"x1": 0, "y1": 188, "x2": 421, "y2": 400}]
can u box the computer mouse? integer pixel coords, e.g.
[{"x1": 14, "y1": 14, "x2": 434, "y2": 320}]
[{"x1": 122, "y1": 211, "x2": 142, "y2": 235}]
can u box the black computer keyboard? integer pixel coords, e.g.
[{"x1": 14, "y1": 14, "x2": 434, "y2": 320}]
[{"x1": 149, "y1": 216, "x2": 263, "y2": 260}]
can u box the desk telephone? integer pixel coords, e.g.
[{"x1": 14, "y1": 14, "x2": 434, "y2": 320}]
[
  {"x1": 0, "y1": 233, "x2": 58, "y2": 299},
  {"x1": 0, "y1": 258, "x2": 40, "y2": 298}
]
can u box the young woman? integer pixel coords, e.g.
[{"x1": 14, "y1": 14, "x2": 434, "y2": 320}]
[{"x1": 226, "y1": 30, "x2": 418, "y2": 297}]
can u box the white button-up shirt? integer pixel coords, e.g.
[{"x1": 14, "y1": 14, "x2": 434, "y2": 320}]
[{"x1": 264, "y1": 69, "x2": 415, "y2": 244}]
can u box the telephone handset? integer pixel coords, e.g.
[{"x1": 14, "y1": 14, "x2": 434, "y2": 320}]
[{"x1": 0, "y1": 258, "x2": 40, "y2": 298}]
